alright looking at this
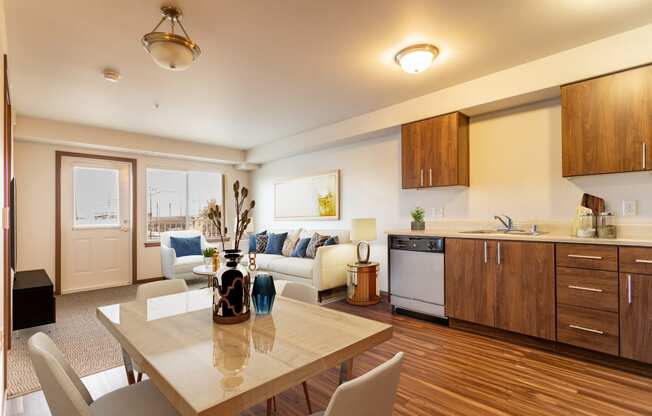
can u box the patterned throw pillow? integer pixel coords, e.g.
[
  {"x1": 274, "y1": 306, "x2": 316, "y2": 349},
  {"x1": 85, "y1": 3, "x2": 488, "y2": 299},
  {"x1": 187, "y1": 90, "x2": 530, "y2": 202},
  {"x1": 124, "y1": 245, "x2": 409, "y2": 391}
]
[
  {"x1": 282, "y1": 229, "x2": 302, "y2": 257},
  {"x1": 324, "y1": 236, "x2": 339, "y2": 246},
  {"x1": 249, "y1": 230, "x2": 267, "y2": 252},
  {"x1": 305, "y1": 233, "x2": 329, "y2": 258},
  {"x1": 255, "y1": 234, "x2": 269, "y2": 253}
]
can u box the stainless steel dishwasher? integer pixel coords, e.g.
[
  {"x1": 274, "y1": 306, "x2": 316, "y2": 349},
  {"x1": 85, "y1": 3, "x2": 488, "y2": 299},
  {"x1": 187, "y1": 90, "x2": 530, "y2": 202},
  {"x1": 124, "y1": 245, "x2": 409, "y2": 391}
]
[{"x1": 389, "y1": 235, "x2": 446, "y2": 321}]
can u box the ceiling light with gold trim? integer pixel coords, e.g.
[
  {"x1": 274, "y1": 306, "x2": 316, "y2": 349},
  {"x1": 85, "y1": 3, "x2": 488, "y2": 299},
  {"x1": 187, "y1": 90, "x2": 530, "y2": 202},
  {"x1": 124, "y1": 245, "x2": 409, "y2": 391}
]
[
  {"x1": 142, "y1": 6, "x2": 201, "y2": 71},
  {"x1": 395, "y1": 44, "x2": 439, "y2": 74}
]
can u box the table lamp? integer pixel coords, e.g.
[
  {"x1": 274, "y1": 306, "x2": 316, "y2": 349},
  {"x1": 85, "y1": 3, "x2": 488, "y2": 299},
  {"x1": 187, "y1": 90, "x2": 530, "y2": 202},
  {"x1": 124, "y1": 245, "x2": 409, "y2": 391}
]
[{"x1": 350, "y1": 218, "x2": 377, "y2": 264}]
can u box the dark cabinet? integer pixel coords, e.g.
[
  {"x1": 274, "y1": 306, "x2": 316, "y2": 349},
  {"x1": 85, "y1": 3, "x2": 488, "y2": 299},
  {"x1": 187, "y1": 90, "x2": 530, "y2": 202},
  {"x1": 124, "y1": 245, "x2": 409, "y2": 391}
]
[
  {"x1": 620, "y1": 271, "x2": 652, "y2": 364},
  {"x1": 401, "y1": 112, "x2": 469, "y2": 189},
  {"x1": 561, "y1": 65, "x2": 652, "y2": 177},
  {"x1": 445, "y1": 238, "x2": 555, "y2": 340}
]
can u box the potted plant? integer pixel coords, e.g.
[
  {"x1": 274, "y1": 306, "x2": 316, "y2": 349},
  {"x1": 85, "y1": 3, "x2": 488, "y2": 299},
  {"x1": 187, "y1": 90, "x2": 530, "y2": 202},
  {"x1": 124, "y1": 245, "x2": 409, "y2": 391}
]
[
  {"x1": 202, "y1": 247, "x2": 216, "y2": 267},
  {"x1": 411, "y1": 207, "x2": 426, "y2": 231}
]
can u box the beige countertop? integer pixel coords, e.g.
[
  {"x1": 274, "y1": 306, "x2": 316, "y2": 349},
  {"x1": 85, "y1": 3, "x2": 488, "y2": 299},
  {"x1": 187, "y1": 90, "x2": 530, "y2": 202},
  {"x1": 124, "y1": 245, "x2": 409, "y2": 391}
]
[{"x1": 385, "y1": 228, "x2": 652, "y2": 247}]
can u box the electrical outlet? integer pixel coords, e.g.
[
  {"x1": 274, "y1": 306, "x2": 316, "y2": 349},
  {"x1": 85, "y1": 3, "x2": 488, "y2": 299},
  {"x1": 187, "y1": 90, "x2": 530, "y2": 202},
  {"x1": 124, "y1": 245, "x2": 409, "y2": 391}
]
[{"x1": 622, "y1": 200, "x2": 637, "y2": 216}]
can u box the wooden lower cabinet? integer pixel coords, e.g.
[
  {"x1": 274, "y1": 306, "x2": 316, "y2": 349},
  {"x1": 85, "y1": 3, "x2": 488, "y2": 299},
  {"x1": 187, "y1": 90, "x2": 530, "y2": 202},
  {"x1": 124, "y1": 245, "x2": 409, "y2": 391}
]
[
  {"x1": 445, "y1": 239, "x2": 496, "y2": 327},
  {"x1": 620, "y1": 273, "x2": 652, "y2": 364},
  {"x1": 445, "y1": 239, "x2": 555, "y2": 340},
  {"x1": 495, "y1": 241, "x2": 556, "y2": 340},
  {"x1": 557, "y1": 304, "x2": 619, "y2": 355}
]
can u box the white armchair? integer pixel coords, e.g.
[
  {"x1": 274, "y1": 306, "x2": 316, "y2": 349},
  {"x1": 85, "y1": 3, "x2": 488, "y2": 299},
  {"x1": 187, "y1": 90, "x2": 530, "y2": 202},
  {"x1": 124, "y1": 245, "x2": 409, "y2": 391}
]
[{"x1": 160, "y1": 230, "x2": 210, "y2": 280}]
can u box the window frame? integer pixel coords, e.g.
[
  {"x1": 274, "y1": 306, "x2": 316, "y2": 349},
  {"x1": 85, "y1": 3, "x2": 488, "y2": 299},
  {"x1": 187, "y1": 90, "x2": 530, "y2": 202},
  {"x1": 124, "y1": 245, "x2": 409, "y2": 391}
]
[
  {"x1": 72, "y1": 166, "x2": 121, "y2": 230},
  {"x1": 144, "y1": 167, "x2": 225, "y2": 244}
]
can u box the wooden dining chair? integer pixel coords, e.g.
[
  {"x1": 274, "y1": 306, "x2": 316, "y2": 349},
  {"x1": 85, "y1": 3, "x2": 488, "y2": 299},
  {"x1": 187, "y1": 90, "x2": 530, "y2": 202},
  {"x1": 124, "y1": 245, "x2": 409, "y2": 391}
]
[
  {"x1": 266, "y1": 281, "x2": 318, "y2": 415},
  {"x1": 131, "y1": 279, "x2": 190, "y2": 382},
  {"x1": 311, "y1": 352, "x2": 403, "y2": 416},
  {"x1": 28, "y1": 332, "x2": 180, "y2": 416}
]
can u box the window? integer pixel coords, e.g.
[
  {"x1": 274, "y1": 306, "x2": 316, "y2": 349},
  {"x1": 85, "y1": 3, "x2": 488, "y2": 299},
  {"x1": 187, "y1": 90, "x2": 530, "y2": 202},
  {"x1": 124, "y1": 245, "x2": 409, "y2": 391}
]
[
  {"x1": 146, "y1": 168, "x2": 223, "y2": 241},
  {"x1": 73, "y1": 167, "x2": 120, "y2": 227}
]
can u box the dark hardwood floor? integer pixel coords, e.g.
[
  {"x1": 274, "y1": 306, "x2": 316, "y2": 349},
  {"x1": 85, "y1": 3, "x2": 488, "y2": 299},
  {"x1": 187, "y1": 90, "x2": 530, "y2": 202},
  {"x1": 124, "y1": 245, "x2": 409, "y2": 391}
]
[
  {"x1": 245, "y1": 299, "x2": 652, "y2": 416},
  {"x1": 8, "y1": 298, "x2": 652, "y2": 415}
]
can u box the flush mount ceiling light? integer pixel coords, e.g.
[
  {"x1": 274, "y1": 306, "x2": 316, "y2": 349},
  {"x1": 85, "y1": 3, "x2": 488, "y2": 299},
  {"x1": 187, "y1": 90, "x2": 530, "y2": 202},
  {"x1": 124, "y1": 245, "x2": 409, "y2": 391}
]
[
  {"x1": 141, "y1": 6, "x2": 201, "y2": 71},
  {"x1": 395, "y1": 44, "x2": 439, "y2": 74},
  {"x1": 102, "y1": 68, "x2": 121, "y2": 83}
]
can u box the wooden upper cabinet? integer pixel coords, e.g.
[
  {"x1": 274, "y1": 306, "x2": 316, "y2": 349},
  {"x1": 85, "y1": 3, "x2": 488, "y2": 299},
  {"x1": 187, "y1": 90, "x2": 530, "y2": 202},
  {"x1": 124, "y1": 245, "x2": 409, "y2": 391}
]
[
  {"x1": 401, "y1": 112, "x2": 469, "y2": 189},
  {"x1": 562, "y1": 65, "x2": 652, "y2": 177}
]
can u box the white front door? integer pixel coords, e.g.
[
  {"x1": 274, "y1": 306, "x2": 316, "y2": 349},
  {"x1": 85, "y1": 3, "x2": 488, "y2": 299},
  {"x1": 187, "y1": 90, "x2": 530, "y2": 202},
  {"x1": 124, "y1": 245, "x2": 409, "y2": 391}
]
[{"x1": 61, "y1": 157, "x2": 132, "y2": 294}]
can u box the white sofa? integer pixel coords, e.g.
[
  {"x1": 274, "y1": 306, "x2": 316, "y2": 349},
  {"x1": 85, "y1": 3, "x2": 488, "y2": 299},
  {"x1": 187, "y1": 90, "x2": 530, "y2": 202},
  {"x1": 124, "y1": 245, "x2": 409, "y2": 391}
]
[
  {"x1": 243, "y1": 229, "x2": 356, "y2": 300},
  {"x1": 160, "y1": 230, "x2": 212, "y2": 280}
]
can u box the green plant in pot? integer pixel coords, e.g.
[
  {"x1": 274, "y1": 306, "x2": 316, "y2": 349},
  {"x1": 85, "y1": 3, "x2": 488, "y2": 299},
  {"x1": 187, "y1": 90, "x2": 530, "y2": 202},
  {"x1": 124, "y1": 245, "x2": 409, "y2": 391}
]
[
  {"x1": 202, "y1": 247, "x2": 216, "y2": 267},
  {"x1": 411, "y1": 207, "x2": 426, "y2": 231}
]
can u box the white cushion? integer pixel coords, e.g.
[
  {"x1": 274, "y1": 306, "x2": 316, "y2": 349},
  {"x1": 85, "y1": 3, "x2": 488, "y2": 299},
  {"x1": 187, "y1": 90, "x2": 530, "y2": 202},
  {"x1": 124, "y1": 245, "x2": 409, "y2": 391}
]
[
  {"x1": 267, "y1": 257, "x2": 314, "y2": 279},
  {"x1": 247, "y1": 254, "x2": 284, "y2": 269},
  {"x1": 173, "y1": 255, "x2": 204, "y2": 274},
  {"x1": 90, "y1": 380, "x2": 179, "y2": 416}
]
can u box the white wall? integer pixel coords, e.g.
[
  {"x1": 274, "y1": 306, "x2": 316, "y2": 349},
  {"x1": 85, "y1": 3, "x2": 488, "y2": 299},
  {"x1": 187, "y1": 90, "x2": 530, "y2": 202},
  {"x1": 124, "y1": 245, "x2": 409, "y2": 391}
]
[
  {"x1": 251, "y1": 99, "x2": 652, "y2": 291},
  {"x1": 14, "y1": 140, "x2": 249, "y2": 288}
]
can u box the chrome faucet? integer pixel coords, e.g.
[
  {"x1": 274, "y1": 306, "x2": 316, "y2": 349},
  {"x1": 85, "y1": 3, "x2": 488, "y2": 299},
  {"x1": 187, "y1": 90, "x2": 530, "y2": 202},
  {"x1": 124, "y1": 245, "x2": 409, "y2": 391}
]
[{"x1": 494, "y1": 214, "x2": 514, "y2": 232}]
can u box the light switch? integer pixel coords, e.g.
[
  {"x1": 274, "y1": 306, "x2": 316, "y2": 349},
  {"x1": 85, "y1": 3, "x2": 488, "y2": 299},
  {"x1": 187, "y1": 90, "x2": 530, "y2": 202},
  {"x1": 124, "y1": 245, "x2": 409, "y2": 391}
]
[{"x1": 622, "y1": 200, "x2": 637, "y2": 216}]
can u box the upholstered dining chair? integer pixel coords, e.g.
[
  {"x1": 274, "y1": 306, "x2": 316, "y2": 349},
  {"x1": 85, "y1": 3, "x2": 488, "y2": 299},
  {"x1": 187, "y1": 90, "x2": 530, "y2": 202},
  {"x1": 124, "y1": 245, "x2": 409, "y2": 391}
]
[
  {"x1": 132, "y1": 279, "x2": 189, "y2": 382},
  {"x1": 311, "y1": 352, "x2": 404, "y2": 416},
  {"x1": 265, "y1": 281, "x2": 319, "y2": 415},
  {"x1": 28, "y1": 332, "x2": 180, "y2": 416}
]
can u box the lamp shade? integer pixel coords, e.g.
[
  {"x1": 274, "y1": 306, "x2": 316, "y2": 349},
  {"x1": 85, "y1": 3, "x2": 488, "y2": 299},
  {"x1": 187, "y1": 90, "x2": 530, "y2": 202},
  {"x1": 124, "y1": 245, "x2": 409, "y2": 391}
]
[{"x1": 350, "y1": 218, "x2": 377, "y2": 242}]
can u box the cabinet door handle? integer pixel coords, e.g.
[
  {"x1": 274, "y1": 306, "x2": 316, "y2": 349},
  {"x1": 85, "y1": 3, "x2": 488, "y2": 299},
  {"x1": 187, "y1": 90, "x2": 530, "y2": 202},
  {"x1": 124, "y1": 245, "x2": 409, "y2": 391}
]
[
  {"x1": 429, "y1": 168, "x2": 432, "y2": 186},
  {"x1": 420, "y1": 169, "x2": 424, "y2": 187},
  {"x1": 635, "y1": 259, "x2": 652, "y2": 264},
  {"x1": 567, "y1": 254, "x2": 602, "y2": 260},
  {"x1": 644, "y1": 143, "x2": 647, "y2": 169},
  {"x1": 569, "y1": 324, "x2": 604, "y2": 335},
  {"x1": 497, "y1": 242, "x2": 501, "y2": 265},
  {"x1": 627, "y1": 274, "x2": 632, "y2": 305},
  {"x1": 568, "y1": 285, "x2": 603, "y2": 293},
  {"x1": 483, "y1": 241, "x2": 488, "y2": 264}
]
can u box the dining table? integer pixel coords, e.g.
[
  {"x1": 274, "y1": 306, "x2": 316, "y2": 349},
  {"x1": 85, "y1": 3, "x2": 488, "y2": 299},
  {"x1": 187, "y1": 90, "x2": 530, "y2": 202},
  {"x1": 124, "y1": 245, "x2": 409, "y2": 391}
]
[{"x1": 96, "y1": 288, "x2": 393, "y2": 416}]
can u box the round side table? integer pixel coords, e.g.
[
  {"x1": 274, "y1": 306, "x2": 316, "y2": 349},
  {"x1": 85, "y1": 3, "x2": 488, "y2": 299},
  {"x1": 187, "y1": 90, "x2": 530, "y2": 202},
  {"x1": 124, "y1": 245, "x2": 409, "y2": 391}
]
[
  {"x1": 192, "y1": 265, "x2": 217, "y2": 288},
  {"x1": 346, "y1": 262, "x2": 380, "y2": 306}
]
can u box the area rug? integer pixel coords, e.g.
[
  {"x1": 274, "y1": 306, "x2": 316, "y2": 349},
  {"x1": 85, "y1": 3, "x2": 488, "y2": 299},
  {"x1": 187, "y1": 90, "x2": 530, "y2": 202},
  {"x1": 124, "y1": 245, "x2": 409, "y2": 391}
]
[{"x1": 8, "y1": 278, "x2": 207, "y2": 398}]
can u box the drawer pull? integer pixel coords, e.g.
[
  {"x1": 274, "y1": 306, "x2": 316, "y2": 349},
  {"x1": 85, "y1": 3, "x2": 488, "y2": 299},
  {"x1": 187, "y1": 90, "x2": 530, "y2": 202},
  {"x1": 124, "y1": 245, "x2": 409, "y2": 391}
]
[
  {"x1": 627, "y1": 274, "x2": 632, "y2": 305},
  {"x1": 635, "y1": 259, "x2": 652, "y2": 264},
  {"x1": 568, "y1": 285, "x2": 603, "y2": 293},
  {"x1": 567, "y1": 254, "x2": 603, "y2": 260},
  {"x1": 569, "y1": 324, "x2": 604, "y2": 335}
]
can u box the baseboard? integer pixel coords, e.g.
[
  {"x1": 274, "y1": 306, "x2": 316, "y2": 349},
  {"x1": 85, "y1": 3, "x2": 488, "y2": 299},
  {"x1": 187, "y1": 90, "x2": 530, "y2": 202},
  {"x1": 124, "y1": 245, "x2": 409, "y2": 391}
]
[
  {"x1": 136, "y1": 276, "x2": 165, "y2": 284},
  {"x1": 60, "y1": 281, "x2": 132, "y2": 295}
]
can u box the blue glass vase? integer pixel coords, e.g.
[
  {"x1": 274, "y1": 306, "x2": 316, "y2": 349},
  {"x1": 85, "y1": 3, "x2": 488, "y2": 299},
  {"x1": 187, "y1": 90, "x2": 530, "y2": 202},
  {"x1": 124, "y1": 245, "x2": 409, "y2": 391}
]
[{"x1": 252, "y1": 274, "x2": 276, "y2": 315}]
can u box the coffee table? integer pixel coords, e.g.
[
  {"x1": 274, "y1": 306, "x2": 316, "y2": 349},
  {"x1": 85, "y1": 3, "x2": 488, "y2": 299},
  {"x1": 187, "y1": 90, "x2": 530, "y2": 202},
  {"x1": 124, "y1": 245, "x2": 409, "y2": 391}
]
[{"x1": 192, "y1": 264, "x2": 216, "y2": 287}]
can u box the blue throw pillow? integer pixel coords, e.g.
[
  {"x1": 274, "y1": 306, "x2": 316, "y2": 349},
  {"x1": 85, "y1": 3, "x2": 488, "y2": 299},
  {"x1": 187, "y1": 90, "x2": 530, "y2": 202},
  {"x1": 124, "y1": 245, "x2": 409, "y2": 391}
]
[
  {"x1": 248, "y1": 230, "x2": 267, "y2": 252},
  {"x1": 291, "y1": 238, "x2": 311, "y2": 258},
  {"x1": 170, "y1": 236, "x2": 201, "y2": 257},
  {"x1": 265, "y1": 232, "x2": 288, "y2": 255},
  {"x1": 324, "y1": 236, "x2": 339, "y2": 246}
]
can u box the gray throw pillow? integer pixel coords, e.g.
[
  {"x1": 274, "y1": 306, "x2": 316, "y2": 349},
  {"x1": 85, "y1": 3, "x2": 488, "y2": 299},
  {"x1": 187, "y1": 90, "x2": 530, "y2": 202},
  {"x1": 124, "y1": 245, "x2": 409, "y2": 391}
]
[
  {"x1": 255, "y1": 234, "x2": 269, "y2": 253},
  {"x1": 305, "y1": 233, "x2": 329, "y2": 258},
  {"x1": 282, "y1": 229, "x2": 302, "y2": 257}
]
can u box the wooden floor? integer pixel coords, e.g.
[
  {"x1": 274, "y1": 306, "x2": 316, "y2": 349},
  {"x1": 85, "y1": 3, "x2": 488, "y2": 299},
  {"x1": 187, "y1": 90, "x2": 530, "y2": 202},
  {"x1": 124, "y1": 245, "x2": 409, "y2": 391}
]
[{"x1": 7, "y1": 299, "x2": 652, "y2": 416}]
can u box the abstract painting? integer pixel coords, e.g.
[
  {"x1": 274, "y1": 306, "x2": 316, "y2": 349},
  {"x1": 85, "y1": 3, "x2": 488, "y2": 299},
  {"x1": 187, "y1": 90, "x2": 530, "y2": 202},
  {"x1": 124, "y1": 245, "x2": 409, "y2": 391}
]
[{"x1": 274, "y1": 170, "x2": 340, "y2": 220}]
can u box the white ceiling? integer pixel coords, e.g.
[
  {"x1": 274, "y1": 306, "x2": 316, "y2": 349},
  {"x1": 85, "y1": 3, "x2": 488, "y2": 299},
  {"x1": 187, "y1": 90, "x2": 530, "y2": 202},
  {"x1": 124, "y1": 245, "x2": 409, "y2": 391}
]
[{"x1": 7, "y1": 0, "x2": 652, "y2": 150}]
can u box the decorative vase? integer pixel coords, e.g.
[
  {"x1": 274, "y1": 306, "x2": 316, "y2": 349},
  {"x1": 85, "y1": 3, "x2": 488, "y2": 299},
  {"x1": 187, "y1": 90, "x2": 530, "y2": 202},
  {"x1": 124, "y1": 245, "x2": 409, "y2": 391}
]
[
  {"x1": 411, "y1": 221, "x2": 425, "y2": 231},
  {"x1": 203, "y1": 256, "x2": 212, "y2": 267},
  {"x1": 251, "y1": 274, "x2": 276, "y2": 315},
  {"x1": 212, "y1": 250, "x2": 251, "y2": 324}
]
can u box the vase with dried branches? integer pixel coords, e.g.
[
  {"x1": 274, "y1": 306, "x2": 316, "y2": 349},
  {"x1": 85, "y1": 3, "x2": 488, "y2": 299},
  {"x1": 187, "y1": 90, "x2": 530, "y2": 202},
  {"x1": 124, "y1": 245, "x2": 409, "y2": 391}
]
[{"x1": 206, "y1": 180, "x2": 256, "y2": 324}]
